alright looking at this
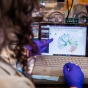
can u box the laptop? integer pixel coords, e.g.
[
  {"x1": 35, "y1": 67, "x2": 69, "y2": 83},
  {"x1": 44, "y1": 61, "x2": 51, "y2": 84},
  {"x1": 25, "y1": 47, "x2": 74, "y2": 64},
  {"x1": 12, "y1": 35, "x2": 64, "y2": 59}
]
[{"x1": 32, "y1": 22, "x2": 88, "y2": 78}]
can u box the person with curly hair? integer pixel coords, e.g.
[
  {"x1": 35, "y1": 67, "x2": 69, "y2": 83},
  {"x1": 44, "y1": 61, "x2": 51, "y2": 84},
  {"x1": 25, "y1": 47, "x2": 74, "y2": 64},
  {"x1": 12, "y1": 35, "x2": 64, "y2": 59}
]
[
  {"x1": 0, "y1": 0, "x2": 84, "y2": 88},
  {"x1": 0, "y1": 0, "x2": 49, "y2": 88}
]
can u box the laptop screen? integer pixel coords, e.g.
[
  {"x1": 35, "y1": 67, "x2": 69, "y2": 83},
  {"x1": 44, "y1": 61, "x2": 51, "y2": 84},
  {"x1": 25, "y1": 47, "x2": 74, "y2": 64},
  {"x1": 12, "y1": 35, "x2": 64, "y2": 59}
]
[{"x1": 39, "y1": 23, "x2": 87, "y2": 56}]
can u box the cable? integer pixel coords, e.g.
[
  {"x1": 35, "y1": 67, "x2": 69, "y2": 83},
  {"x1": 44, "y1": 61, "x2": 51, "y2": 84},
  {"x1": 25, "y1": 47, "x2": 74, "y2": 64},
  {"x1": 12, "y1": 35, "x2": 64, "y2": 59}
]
[{"x1": 66, "y1": 0, "x2": 73, "y2": 19}]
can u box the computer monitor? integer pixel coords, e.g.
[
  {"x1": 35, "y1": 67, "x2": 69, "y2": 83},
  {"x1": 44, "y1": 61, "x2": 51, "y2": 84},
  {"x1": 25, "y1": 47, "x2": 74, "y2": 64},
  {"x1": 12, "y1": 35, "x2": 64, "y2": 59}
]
[
  {"x1": 39, "y1": 23, "x2": 87, "y2": 56},
  {"x1": 31, "y1": 22, "x2": 39, "y2": 39}
]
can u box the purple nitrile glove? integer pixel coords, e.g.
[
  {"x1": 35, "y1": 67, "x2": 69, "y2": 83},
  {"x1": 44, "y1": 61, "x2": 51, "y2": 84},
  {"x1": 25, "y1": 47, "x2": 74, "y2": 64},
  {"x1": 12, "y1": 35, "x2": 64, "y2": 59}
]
[
  {"x1": 25, "y1": 38, "x2": 53, "y2": 56},
  {"x1": 63, "y1": 62, "x2": 84, "y2": 88},
  {"x1": 34, "y1": 38, "x2": 53, "y2": 54},
  {"x1": 25, "y1": 45, "x2": 32, "y2": 51}
]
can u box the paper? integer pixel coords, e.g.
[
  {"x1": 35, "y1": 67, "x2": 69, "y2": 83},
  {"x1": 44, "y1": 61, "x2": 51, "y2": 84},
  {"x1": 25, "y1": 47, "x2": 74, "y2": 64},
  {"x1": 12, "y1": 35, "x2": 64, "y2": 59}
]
[{"x1": 32, "y1": 75, "x2": 59, "y2": 81}]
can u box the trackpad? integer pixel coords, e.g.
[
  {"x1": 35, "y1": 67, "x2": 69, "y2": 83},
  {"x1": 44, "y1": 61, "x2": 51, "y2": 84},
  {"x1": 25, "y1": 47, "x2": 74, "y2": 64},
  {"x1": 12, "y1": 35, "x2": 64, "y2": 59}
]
[
  {"x1": 32, "y1": 66, "x2": 51, "y2": 76},
  {"x1": 50, "y1": 67, "x2": 63, "y2": 77}
]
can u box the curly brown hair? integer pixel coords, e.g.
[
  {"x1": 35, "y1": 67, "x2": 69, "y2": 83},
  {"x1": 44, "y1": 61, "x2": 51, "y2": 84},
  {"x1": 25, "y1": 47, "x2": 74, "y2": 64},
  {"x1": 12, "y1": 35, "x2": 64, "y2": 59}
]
[{"x1": 0, "y1": 0, "x2": 39, "y2": 71}]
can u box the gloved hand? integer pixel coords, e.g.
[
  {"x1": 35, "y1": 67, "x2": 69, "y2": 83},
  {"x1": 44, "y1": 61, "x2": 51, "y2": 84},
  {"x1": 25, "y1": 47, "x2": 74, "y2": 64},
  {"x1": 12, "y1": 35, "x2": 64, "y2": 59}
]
[
  {"x1": 63, "y1": 62, "x2": 84, "y2": 88},
  {"x1": 25, "y1": 38, "x2": 53, "y2": 56}
]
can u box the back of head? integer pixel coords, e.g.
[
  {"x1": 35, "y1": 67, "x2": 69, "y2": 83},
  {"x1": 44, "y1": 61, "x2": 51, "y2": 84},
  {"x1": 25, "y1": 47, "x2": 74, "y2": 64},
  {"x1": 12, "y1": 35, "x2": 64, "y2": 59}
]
[{"x1": 0, "y1": 0, "x2": 39, "y2": 65}]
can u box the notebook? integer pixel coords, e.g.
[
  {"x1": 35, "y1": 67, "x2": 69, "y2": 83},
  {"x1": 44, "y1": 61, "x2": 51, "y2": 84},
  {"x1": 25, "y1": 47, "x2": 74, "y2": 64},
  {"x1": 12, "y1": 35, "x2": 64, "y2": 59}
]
[{"x1": 32, "y1": 22, "x2": 88, "y2": 78}]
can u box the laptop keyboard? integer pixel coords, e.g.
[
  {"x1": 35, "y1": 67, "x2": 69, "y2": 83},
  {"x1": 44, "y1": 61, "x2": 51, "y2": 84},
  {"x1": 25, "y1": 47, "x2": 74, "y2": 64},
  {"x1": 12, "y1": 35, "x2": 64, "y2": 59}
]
[{"x1": 35, "y1": 55, "x2": 88, "y2": 69}]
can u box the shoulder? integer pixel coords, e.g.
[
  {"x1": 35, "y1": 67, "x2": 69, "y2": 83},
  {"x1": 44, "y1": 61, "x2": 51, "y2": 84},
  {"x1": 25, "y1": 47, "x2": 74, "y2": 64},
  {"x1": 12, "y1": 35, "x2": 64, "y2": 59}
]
[
  {"x1": 0, "y1": 76, "x2": 35, "y2": 88},
  {"x1": 0, "y1": 57, "x2": 35, "y2": 88}
]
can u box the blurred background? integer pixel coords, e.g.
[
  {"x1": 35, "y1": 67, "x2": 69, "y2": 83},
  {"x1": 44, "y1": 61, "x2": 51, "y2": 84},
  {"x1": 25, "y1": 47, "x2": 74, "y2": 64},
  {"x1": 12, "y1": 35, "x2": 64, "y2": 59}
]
[{"x1": 31, "y1": 0, "x2": 88, "y2": 39}]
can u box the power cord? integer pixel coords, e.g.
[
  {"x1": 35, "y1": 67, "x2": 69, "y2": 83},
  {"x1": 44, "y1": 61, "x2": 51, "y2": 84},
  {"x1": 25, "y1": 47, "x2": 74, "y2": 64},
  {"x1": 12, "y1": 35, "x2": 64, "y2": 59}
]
[{"x1": 66, "y1": 0, "x2": 73, "y2": 19}]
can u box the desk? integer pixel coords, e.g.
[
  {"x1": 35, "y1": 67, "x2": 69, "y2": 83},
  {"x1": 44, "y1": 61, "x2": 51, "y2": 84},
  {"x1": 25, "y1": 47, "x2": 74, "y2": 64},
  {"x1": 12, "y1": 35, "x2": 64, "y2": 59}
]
[{"x1": 32, "y1": 77, "x2": 88, "y2": 88}]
